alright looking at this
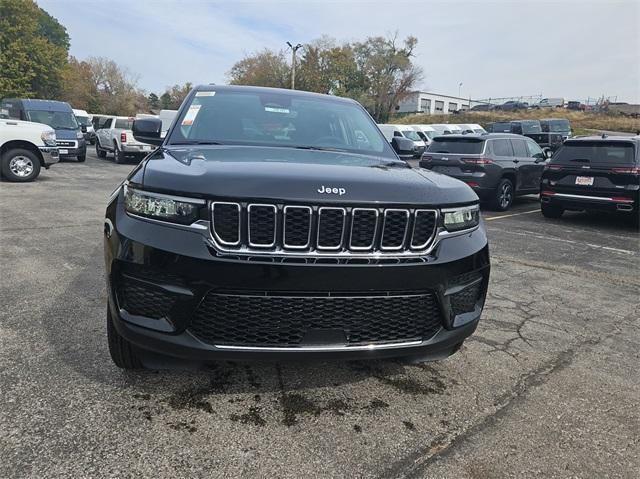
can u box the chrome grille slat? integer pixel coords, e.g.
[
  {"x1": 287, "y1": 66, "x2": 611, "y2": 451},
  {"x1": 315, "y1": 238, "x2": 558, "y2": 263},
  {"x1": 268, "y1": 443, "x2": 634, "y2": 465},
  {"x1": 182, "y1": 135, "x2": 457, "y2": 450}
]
[{"x1": 210, "y1": 202, "x2": 440, "y2": 257}]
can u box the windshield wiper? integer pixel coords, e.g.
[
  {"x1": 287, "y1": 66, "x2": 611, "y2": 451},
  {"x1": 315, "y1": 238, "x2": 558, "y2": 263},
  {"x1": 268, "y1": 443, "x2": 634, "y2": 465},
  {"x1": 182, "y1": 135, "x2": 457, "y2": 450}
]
[
  {"x1": 293, "y1": 145, "x2": 347, "y2": 152},
  {"x1": 169, "y1": 140, "x2": 225, "y2": 145}
]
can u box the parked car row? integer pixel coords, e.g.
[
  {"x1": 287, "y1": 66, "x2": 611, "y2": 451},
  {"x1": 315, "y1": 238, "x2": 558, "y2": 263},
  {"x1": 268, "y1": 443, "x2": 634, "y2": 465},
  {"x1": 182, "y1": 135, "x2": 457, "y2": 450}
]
[
  {"x1": 418, "y1": 130, "x2": 639, "y2": 220},
  {"x1": 486, "y1": 118, "x2": 572, "y2": 151},
  {"x1": 378, "y1": 123, "x2": 488, "y2": 155},
  {"x1": 471, "y1": 98, "x2": 584, "y2": 112}
]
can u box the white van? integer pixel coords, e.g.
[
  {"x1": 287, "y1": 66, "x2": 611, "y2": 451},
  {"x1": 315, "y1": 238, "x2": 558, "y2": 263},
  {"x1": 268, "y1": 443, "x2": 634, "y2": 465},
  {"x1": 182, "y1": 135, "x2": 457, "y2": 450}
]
[
  {"x1": 457, "y1": 123, "x2": 487, "y2": 134},
  {"x1": 408, "y1": 125, "x2": 437, "y2": 145},
  {"x1": 534, "y1": 98, "x2": 566, "y2": 109},
  {"x1": 428, "y1": 124, "x2": 463, "y2": 135},
  {"x1": 73, "y1": 109, "x2": 95, "y2": 144},
  {"x1": 377, "y1": 124, "x2": 426, "y2": 157}
]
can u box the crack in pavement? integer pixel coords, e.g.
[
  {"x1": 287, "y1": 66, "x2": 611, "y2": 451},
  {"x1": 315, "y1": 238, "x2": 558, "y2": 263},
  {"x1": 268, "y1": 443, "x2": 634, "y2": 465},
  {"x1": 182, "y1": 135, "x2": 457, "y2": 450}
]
[{"x1": 378, "y1": 336, "x2": 605, "y2": 479}]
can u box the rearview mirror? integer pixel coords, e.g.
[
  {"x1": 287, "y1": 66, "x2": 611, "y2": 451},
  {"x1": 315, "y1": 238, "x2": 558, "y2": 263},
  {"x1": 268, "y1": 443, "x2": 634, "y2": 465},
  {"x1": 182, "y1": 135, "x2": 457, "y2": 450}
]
[
  {"x1": 132, "y1": 118, "x2": 163, "y2": 146},
  {"x1": 391, "y1": 137, "x2": 415, "y2": 158}
]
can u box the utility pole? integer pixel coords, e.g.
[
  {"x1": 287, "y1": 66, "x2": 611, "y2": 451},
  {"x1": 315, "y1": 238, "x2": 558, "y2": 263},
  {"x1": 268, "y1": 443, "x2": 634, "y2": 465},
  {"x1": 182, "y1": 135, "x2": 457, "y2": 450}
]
[
  {"x1": 458, "y1": 82, "x2": 463, "y2": 98},
  {"x1": 287, "y1": 41, "x2": 303, "y2": 90}
]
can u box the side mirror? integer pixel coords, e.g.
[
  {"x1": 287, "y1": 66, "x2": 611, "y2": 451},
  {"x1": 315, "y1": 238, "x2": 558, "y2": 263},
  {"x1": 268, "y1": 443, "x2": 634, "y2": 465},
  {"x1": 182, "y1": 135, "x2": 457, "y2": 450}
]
[
  {"x1": 80, "y1": 125, "x2": 87, "y2": 133},
  {"x1": 132, "y1": 118, "x2": 163, "y2": 146},
  {"x1": 391, "y1": 137, "x2": 415, "y2": 158},
  {"x1": 543, "y1": 147, "x2": 553, "y2": 159}
]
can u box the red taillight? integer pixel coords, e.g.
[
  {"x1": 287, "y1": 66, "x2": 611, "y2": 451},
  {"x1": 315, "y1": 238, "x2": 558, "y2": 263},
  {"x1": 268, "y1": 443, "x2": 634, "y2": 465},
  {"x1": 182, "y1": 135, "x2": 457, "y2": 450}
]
[
  {"x1": 541, "y1": 190, "x2": 555, "y2": 196},
  {"x1": 466, "y1": 181, "x2": 479, "y2": 187},
  {"x1": 612, "y1": 167, "x2": 640, "y2": 174},
  {"x1": 463, "y1": 158, "x2": 493, "y2": 165},
  {"x1": 120, "y1": 132, "x2": 127, "y2": 143},
  {"x1": 612, "y1": 197, "x2": 634, "y2": 203}
]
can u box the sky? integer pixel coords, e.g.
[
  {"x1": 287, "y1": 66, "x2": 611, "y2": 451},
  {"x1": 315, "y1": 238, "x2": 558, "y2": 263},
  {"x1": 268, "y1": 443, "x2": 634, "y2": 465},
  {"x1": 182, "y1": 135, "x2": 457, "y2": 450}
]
[{"x1": 38, "y1": 0, "x2": 640, "y2": 103}]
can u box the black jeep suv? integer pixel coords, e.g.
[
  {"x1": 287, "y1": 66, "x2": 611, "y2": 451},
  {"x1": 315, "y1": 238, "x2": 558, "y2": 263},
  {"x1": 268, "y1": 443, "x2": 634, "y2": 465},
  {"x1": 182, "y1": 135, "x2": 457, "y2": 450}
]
[
  {"x1": 540, "y1": 136, "x2": 640, "y2": 219},
  {"x1": 420, "y1": 133, "x2": 550, "y2": 211},
  {"x1": 104, "y1": 85, "x2": 490, "y2": 369}
]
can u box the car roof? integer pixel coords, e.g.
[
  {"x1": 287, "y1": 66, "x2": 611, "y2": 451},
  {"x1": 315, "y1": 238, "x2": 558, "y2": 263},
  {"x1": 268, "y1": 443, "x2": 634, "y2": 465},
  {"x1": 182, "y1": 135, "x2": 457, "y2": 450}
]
[
  {"x1": 539, "y1": 118, "x2": 569, "y2": 121},
  {"x1": 194, "y1": 84, "x2": 358, "y2": 105},
  {"x1": 6, "y1": 99, "x2": 72, "y2": 111},
  {"x1": 565, "y1": 135, "x2": 640, "y2": 145},
  {"x1": 433, "y1": 133, "x2": 526, "y2": 140}
]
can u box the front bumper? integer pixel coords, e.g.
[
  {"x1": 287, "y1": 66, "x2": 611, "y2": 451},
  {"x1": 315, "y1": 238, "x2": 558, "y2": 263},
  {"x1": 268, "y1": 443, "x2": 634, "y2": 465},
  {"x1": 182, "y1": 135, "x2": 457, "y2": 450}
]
[
  {"x1": 105, "y1": 196, "x2": 490, "y2": 361},
  {"x1": 121, "y1": 144, "x2": 155, "y2": 155},
  {"x1": 38, "y1": 147, "x2": 59, "y2": 167},
  {"x1": 56, "y1": 139, "x2": 87, "y2": 158}
]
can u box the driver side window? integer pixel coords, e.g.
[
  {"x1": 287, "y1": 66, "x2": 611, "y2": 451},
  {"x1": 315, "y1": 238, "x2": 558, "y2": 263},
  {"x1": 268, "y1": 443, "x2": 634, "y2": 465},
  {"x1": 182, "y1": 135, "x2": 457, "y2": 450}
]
[{"x1": 526, "y1": 139, "x2": 544, "y2": 158}]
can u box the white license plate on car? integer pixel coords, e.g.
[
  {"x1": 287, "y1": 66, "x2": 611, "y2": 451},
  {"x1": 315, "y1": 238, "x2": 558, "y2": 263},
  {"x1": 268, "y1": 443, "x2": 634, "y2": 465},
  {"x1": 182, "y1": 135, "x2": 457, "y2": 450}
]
[
  {"x1": 575, "y1": 176, "x2": 594, "y2": 186},
  {"x1": 143, "y1": 146, "x2": 151, "y2": 151},
  {"x1": 59, "y1": 149, "x2": 68, "y2": 154}
]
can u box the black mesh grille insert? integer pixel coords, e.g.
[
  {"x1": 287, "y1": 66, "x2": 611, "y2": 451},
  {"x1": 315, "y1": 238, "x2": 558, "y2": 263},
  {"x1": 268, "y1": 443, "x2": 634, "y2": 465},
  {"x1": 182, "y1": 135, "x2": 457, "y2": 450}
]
[
  {"x1": 190, "y1": 291, "x2": 442, "y2": 347},
  {"x1": 411, "y1": 210, "x2": 437, "y2": 248},
  {"x1": 284, "y1": 207, "x2": 311, "y2": 248},
  {"x1": 212, "y1": 203, "x2": 240, "y2": 244},
  {"x1": 249, "y1": 205, "x2": 276, "y2": 246},
  {"x1": 381, "y1": 210, "x2": 409, "y2": 249},
  {"x1": 450, "y1": 272, "x2": 484, "y2": 315},
  {"x1": 350, "y1": 209, "x2": 377, "y2": 249},
  {"x1": 317, "y1": 208, "x2": 344, "y2": 248},
  {"x1": 118, "y1": 278, "x2": 175, "y2": 319}
]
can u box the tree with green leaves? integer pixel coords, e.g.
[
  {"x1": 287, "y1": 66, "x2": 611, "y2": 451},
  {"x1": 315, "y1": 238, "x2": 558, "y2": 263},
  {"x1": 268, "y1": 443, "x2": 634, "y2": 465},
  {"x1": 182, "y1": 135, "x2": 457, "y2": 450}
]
[
  {"x1": 227, "y1": 49, "x2": 290, "y2": 89},
  {"x1": 147, "y1": 92, "x2": 160, "y2": 110},
  {"x1": 0, "y1": 0, "x2": 69, "y2": 98}
]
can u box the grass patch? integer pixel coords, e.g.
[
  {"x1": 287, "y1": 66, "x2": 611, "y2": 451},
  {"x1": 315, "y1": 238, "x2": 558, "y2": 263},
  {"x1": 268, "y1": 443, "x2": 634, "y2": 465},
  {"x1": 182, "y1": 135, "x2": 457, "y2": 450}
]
[{"x1": 393, "y1": 110, "x2": 640, "y2": 134}]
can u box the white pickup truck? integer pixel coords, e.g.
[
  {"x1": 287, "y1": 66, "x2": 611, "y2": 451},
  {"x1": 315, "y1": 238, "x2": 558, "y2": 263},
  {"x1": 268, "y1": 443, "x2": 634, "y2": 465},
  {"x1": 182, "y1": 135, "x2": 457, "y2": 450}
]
[
  {"x1": 0, "y1": 118, "x2": 59, "y2": 182},
  {"x1": 94, "y1": 116, "x2": 155, "y2": 164}
]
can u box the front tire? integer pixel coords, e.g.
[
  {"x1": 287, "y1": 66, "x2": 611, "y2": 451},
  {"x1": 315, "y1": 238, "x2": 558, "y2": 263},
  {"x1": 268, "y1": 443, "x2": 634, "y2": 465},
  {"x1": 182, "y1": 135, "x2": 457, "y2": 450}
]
[
  {"x1": 492, "y1": 178, "x2": 514, "y2": 211},
  {"x1": 1, "y1": 148, "x2": 41, "y2": 182},
  {"x1": 107, "y1": 307, "x2": 144, "y2": 369},
  {"x1": 541, "y1": 203, "x2": 564, "y2": 218},
  {"x1": 96, "y1": 141, "x2": 106, "y2": 158},
  {"x1": 77, "y1": 154, "x2": 86, "y2": 162}
]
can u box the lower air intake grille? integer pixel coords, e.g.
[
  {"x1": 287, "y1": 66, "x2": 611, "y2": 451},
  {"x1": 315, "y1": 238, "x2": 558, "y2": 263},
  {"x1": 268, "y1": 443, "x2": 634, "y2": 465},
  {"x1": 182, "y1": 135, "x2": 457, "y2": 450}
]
[
  {"x1": 118, "y1": 278, "x2": 176, "y2": 319},
  {"x1": 449, "y1": 272, "x2": 484, "y2": 315},
  {"x1": 189, "y1": 291, "x2": 442, "y2": 347}
]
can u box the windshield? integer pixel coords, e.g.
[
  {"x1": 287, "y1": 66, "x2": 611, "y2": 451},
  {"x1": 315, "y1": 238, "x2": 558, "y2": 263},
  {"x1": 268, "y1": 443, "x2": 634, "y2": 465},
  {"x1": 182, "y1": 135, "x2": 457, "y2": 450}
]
[
  {"x1": 168, "y1": 89, "x2": 394, "y2": 159},
  {"x1": 491, "y1": 122, "x2": 511, "y2": 133},
  {"x1": 401, "y1": 130, "x2": 421, "y2": 141},
  {"x1": 75, "y1": 115, "x2": 90, "y2": 126},
  {"x1": 115, "y1": 118, "x2": 134, "y2": 129},
  {"x1": 423, "y1": 130, "x2": 436, "y2": 139},
  {"x1": 520, "y1": 121, "x2": 542, "y2": 134},
  {"x1": 428, "y1": 138, "x2": 485, "y2": 154},
  {"x1": 542, "y1": 119, "x2": 570, "y2": 133},
  {"x1": 26, "y1": 109, "x2": 78, "y2": 130},
  {"x1": 553, "y1": 141, "x2": 635, "y2": 165}
]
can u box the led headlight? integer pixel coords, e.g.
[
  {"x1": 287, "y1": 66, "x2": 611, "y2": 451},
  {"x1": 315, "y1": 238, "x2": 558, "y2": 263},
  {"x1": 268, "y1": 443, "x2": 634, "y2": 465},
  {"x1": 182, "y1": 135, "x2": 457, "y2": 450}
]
[
  {"x1": 442, "y1": 204, "x2": 480, "y2": 232},
  {"x1": 40, "y1": 130, "x2": 57, "y2": 146},
  {"x1": 124, "y1": 185, "x2": 203, "y2": 225}
]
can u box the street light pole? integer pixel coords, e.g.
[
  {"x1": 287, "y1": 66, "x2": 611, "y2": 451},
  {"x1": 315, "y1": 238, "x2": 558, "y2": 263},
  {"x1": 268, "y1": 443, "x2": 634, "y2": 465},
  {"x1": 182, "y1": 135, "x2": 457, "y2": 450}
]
[
  {"x1": 458, "y1": 82, "x2": 463, "y2": 98},
  {"x1": 287, "y1": 41, "x2": 303, "y2": 90}
]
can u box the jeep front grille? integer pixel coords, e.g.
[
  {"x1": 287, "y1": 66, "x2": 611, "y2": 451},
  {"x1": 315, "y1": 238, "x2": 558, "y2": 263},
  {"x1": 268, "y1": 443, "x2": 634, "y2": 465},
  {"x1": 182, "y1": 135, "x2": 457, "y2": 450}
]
[{"x1": 210, "y1": 201, "x2": 438, "y2": 256}]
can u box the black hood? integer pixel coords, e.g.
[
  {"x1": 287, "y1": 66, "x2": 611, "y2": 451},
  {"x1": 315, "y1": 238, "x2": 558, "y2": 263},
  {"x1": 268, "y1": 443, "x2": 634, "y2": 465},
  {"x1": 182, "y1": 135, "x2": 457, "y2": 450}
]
[{"x1": 139, "y1": 145, "x2": 477, "y2": 206}]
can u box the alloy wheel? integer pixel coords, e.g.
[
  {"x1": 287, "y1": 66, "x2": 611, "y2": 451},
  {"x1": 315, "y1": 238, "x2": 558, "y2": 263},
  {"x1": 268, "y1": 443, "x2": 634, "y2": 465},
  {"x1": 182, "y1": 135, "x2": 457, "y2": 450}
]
[
  {"x1": 499, "y1": 183, "x2": 512, "y2": 209},
  {"x1": 9, "y1": 156, "x2": 34, "y2": 178}
]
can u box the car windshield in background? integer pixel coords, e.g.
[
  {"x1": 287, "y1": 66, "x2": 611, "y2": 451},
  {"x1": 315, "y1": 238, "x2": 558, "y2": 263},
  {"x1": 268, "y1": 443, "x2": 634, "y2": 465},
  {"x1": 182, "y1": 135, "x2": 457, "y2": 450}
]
[
  {"x1": 553, "y1": 141, "x2": 636, "y2": 165},
  {"x1": 491, "y1": 122, "x2": 511, "y2": 132},
  {"x1": 168, "y1": 90, "x2": 394, "y2": 159},
  {"x1": 75, "y1": 116, "x2": 90, "y2": 126},
  {"x1": 26, "y1": 110, "x2": 78, "y2": 130},
  {"x1": 520, "y1": 121, "x2": 542, "y2": 134},
  {"x1": 428, "y1": 138, "x2": 484, "y2": 154},
  {"x1": 423, "y1": 131, "x2": 436, "y2": 139},
  {"x1": 115, "y1": 119, "x2": 134, "y2": 129},
  {"x1": 542, "y1": 119, "x2": 570, "y2": 133},
  {"x1": 401, "y1": 130, "x2": 421, "y2": 141}
]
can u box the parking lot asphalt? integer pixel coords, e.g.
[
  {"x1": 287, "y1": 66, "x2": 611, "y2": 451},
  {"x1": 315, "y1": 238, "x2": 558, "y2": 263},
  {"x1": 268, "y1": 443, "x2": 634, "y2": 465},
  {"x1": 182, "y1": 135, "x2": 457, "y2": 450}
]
[{"x1": 1, "y1": 149, "x2": 639, "y2": 478}]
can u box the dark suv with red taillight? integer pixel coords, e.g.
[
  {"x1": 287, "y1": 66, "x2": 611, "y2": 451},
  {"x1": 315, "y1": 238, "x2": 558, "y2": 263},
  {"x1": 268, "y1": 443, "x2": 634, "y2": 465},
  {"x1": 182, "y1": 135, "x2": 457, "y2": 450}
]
[
  {"x1": 540, "y1": 136, "x2": 640, "y2": 220},
  {"x1": 420, "y1": 133, "x2": 551, "y2": 211}
]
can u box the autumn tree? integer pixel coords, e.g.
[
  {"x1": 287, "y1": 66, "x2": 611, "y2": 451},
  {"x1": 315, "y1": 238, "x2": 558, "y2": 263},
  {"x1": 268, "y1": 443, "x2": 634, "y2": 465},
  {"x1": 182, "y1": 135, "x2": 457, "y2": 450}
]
[
  {"x1": 84, "y1": 57, "x2": 147, "y2": 115},
  {"x1": 353, "y1": 34, "x2": 422, "y2": 122},
  {"x1": 227, "y1": 49, "x2": 290, "y2": 88},
  {"x1": 59, "y1": 57, "x2": 99, "y2": 111},
  {"x1": 0, "y1": 0, "x2": 69, "y2": 98},
  {"x1": 160, "y1": 83, "x2": 193, "y2": 109}
]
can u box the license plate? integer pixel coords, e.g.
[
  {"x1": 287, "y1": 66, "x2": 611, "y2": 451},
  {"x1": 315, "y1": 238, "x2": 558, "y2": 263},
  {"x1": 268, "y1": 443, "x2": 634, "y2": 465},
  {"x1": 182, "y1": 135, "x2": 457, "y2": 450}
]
[
  {"x1": 143, "y1": 146, "x2": 151, "y2": 151},
  {"x1": 575, "y1": 176, "x2": 594, "y2": 186},
  {"x1": 59, "y1": 149, "x2": 68, "y2": 154},
  {"x1": 434, "y1": 166, "x2": 459, "y2": 174}
]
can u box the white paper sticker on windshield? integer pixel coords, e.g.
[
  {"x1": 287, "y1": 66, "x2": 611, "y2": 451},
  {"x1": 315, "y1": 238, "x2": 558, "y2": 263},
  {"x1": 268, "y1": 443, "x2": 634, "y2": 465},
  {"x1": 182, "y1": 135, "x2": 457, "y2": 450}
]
[
  {"x1": 265, "y1": 106, "x2": 290, "y2": 114},
  {"x1": 181, "y1": 105, "x2": 201, "y2": 126},
  {"x1": 195, "y1": 91, "x2": 216, "y2": 97}
]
